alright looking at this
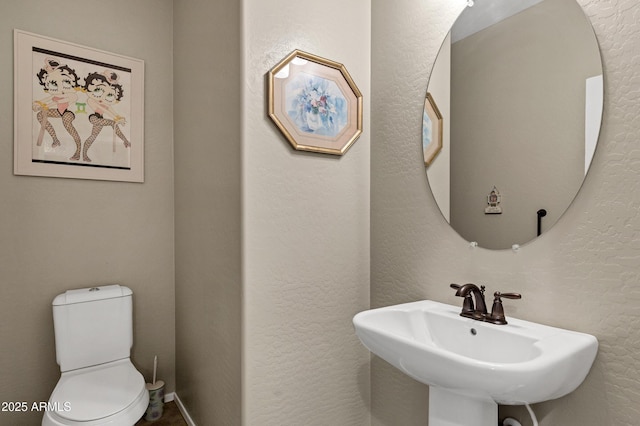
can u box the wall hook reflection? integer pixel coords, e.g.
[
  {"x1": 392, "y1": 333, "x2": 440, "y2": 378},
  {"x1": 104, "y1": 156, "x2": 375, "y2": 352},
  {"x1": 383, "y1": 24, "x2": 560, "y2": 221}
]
[{"x1": 537, "y1": 209, "x2": 547, "y2": 236}]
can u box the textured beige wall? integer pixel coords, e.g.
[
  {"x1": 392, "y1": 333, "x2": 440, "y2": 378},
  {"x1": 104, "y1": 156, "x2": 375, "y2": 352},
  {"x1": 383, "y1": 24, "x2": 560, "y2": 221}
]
[
  {"x1": 242, "y1": 0, "x2": 371, "y2": 424},
  {"x1": 372, "y1": 0, "x2": 640, "y2": 424},
  {"x1": 174, "y1": 1, "x2": 371, "y2": 424},
  {"x1": 0, "y1": 1, "x2": 175, "y2": 425},
  {"x1": 173, "y1": 0, "x2": 243, "y2": 424}
]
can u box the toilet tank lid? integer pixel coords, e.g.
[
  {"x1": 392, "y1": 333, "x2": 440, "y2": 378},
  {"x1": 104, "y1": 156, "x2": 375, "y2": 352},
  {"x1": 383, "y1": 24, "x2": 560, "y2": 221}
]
[{"x1": 53, "y1": 285, "x2": 132, "y2": 306}]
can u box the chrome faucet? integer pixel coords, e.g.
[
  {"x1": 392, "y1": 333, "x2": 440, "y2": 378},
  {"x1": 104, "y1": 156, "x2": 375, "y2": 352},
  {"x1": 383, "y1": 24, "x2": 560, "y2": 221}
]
[{"x1": 450, "y1": 283, "x2": 521, "y2": 324}]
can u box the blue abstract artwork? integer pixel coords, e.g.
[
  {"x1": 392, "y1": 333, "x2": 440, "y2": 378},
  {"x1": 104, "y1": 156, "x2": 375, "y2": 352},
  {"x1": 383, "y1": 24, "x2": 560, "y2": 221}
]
[
  {"x1": 285, "y1": 73, "x2": 347, "y2": 138},
  {"x1": 423, "y1": 109, "x2": 433, "y2": 151}
]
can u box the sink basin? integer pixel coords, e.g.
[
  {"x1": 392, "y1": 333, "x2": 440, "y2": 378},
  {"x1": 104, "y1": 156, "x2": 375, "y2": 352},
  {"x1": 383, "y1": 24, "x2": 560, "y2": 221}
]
[{"x1": 354, "y1": 300, "x2": 598, "y2": 425}]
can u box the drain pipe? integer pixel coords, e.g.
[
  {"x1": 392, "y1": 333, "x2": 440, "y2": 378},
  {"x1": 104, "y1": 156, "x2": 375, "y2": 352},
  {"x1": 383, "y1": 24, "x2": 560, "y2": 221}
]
[{"x1": 525, "y1": 403, "x2": 539, "y2": 426}]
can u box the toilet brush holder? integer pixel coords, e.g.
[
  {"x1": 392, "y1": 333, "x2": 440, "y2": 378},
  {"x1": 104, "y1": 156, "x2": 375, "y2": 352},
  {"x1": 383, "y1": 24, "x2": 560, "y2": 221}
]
[{"x1": 144, "y1": 380, "x2": 165, "y2": 421}]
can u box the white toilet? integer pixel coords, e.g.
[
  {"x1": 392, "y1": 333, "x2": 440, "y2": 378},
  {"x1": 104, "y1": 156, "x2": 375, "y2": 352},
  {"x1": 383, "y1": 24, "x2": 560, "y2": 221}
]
[{"x1": 43, "y1": 285, "x2": 149, "y2": 426}]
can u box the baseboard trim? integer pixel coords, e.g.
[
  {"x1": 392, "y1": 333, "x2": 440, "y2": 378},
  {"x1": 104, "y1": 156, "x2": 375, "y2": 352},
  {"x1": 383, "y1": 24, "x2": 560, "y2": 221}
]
[{"x1": 172, "y1": 392, "x2": 196, "y2": 426}]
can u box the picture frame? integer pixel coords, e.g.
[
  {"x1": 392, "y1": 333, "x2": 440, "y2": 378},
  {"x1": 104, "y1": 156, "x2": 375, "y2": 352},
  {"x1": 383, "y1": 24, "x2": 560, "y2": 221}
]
[
  {"x1": 14, "y1": 30, "x2": 145, "y2": 182},
  {"x1": 268, "y1": 50, "x2": 363, "y2": 156},
  {"x1": 422, "y1": 92, "x2": 443, "y2": 166}
]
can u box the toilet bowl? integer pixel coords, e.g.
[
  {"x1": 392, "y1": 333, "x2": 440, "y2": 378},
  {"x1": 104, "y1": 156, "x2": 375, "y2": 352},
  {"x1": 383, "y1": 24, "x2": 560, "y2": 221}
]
[
  {"x1": 42, "y1": 359, "x2": 148, "y2": 426},
  {"x1": 43, "y1": 285, "x2": 149, "y2": 426}
]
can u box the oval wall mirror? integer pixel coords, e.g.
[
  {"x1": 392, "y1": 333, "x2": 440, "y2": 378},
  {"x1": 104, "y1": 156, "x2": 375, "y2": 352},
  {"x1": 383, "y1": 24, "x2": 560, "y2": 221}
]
[{"x1": 424, "y1": 0, "x2": 603, "y2": 250}]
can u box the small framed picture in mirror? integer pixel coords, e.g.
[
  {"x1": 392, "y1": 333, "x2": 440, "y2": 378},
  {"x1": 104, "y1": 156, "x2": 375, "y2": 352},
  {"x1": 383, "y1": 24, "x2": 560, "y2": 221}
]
[{"x1": 422, "y1": 93, "x2": 443, "y2": 166}]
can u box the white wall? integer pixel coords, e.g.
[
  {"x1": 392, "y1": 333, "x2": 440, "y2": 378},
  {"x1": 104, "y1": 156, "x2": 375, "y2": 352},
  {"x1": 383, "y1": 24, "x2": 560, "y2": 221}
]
[
  {"x1": 372, "y1": 0, "x2": 640, "y2": 424},
  {"x1": 242, "y1": 0, "x2": 371, "y2": 424}
]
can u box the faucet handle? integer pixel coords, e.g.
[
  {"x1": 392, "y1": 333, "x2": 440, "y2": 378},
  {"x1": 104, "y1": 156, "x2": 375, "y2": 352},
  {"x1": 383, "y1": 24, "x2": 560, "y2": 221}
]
[
  {"x1": 487, "y1": 291, "x2": 521, "y2": 325},
  {"x1": 498, "y1": 292, "x2": 521, "y2": 300}
]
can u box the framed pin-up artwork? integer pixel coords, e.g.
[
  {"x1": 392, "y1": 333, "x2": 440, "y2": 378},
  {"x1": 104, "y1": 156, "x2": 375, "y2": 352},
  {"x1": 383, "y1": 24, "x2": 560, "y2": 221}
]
[
  {"x1": 422, "y1": 92, "x2": 443, "y2": 166},
  {"x1": 268, "y1": 50, "x2": 363, "y2": 156},
  {"x1": 14, "y1": 30, "x2": 144, "y2": 182}
]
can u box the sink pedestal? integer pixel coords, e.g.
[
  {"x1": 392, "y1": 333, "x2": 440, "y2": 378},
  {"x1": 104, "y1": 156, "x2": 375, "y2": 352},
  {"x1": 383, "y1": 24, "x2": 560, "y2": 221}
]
[{"x1": 429, "y1": 387, "x2": 497, "y2": 426}]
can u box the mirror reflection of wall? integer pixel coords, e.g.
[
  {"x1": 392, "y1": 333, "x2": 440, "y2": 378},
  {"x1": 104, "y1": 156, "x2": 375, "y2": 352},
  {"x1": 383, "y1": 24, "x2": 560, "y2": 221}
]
[{"x1": 426, "y1": 0, "x2": 603, "y2": 250}]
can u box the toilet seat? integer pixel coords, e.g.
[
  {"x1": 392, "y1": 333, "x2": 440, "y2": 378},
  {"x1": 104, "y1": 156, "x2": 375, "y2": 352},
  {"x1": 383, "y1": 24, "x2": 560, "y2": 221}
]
[{"x1": 43, "y1": 359, "x2": 148, "y2": 426}]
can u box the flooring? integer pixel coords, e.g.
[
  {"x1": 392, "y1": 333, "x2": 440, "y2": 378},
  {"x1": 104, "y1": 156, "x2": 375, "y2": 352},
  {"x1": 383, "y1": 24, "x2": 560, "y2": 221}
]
[{"x1": 135, "y1": 400, "x2": 187, "y2": 426}]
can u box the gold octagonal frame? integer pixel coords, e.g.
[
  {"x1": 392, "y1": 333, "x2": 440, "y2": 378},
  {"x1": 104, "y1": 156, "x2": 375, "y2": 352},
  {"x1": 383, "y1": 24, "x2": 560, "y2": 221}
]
[{"x1": 268, "y1": 50, "x2": 363, "y2": 156}]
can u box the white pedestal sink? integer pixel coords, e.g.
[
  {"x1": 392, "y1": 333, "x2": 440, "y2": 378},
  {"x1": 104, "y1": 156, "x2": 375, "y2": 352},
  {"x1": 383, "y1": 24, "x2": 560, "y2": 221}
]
[{"x1": 353, "y1": 300, "x2": 598, "y2": 426}]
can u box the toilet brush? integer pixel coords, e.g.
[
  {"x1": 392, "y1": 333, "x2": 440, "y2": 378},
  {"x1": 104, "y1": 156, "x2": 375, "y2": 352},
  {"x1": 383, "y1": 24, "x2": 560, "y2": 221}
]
[
  {"x1": 153, "y1": 355, "x2": 157, "y2": 385},
  {"x1": 145, "y1": 355, "x2": 165, "y2": 421}
]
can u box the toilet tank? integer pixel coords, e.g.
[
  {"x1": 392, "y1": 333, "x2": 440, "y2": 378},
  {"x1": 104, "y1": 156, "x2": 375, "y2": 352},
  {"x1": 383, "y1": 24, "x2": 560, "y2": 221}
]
[{"x1": 52, "y1": 285, "x2": 134, "y2": 372}]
